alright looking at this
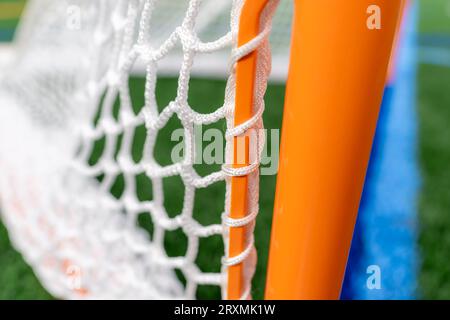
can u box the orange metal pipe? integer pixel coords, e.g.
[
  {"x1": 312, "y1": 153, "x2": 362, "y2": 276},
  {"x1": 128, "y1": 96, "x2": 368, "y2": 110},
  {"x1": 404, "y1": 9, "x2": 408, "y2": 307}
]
[
  {"x1": 228, "y1": 0, "x2": 269, "y2": 300},
  {"x1": 265, "y1": 0, "x2": 403, "y2": 299}
]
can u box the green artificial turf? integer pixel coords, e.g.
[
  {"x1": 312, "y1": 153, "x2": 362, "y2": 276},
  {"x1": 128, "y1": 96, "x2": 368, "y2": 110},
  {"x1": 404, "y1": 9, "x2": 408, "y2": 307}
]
[
  {"x1": 416, "y1": 0, "x2": 450, "y2": 300},
  {"x1": 419, "y1": 0, "x2": 450, "y2": 34},
  {"x1": 417, "y1": 65, "x2": 450, "y2": 299},
  {"x1": 0, "y1": 222, "x2": 52, "y2": 299}
]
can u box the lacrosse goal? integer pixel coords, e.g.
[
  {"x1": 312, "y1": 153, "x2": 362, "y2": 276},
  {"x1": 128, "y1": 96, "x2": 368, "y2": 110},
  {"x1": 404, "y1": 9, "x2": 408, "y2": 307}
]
[{"x1": 0, "y1": 0, "x2": 403, "y2": 299}]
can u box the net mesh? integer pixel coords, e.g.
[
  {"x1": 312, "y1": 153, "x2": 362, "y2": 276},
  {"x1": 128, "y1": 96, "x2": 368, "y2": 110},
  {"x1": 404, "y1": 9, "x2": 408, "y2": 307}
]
[{"x1": 0, "y1": 0, "x2": 280, "y2": 299}]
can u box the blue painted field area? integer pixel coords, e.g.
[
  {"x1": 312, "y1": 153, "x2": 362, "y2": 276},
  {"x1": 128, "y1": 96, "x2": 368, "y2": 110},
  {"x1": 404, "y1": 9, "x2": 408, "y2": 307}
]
[{"x1": 343, "y1": 3, "x2": 420, "y2": 299}]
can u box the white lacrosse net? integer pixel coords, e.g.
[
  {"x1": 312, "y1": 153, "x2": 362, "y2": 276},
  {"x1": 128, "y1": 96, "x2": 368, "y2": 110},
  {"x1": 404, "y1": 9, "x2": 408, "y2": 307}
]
[{"x1": 0, "y1": 0, "x2": 280, "y2": 299}]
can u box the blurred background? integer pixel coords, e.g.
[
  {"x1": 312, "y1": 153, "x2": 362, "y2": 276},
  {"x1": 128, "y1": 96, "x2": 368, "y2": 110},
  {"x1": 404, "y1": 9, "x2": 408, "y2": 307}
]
[{"x1": 0, "y1": 0, "x2": 448, "y2": 299}]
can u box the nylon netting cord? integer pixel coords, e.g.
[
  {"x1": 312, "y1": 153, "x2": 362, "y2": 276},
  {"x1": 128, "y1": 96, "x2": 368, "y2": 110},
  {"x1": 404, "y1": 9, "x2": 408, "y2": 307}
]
[{"x1": 0, "y1": 0, "x2": 279, "y2": 299}]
